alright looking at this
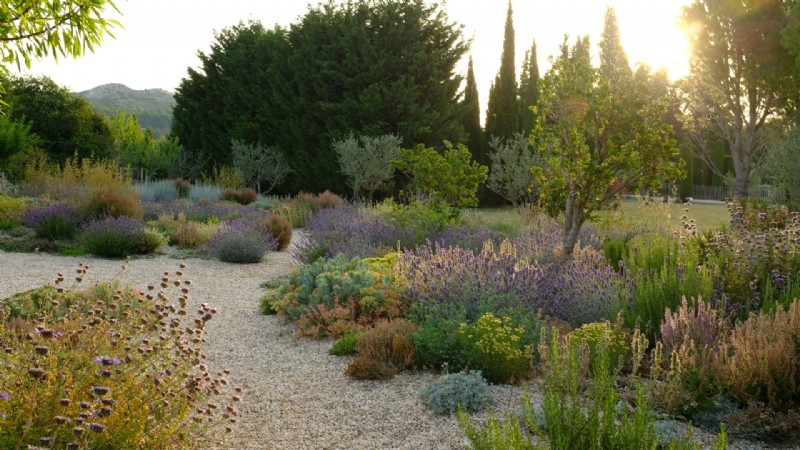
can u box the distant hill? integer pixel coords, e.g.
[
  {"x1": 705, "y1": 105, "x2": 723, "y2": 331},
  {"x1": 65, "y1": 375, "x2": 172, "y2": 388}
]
[{"x1": 78, "y1": 83, "x2": 175, "y2": 138}]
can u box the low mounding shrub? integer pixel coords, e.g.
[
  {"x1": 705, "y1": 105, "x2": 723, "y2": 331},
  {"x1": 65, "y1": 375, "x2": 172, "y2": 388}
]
[
  {"x1": 81, "y1": 216, "x2": 152, "y2": 258},
  {"x1": 220, "y1": 187, "x2": 258, "y2": 205},
  {"x1": 458, "y1": 313, "x2": 534, "y2": 384},
  {"x1": 20, "y1": 202, "x2": 83, "y2": 240},
  {"x1": 346, "y1": 319, "x2": 417, "y2": 380},
  {"x1": 258, "y1": 213, "x2": 292, "y2": 251},
  {"x1": 295, "y1": 190, "x2": 344, "y2": 211},
  {"x1": 294, "y1": 206, "x2": 408, "y2": 262},
  {"x1": 169, "y1": 222, "x2": 218, "y2": 248},
  {"x1": 0, "y1": 195, "x2": 25, "y2": 229},
  {"x1": 208, "y1": 219, "x2": 278, "y2": 263},
  {"x1": 715, "y1": 299, "x2": 800, "y2": 410},
  {"x1": 432, "y1": 223, "x2": 503, "y2": 253},
  {"x1": 396, "y1": 241, "x2": 627, "y2": 329},
  {"x1": 330, "y1": 331, "x2": 363, "y2": 356},
  {"x1": 82, "y1": 189, "x2": 143, "y2": 220},
  {"x1": 660, "y1": 296, "x2": 728, "y2": 357},
  {"x1": 0, "y1": 265, "x2": 241, "y2": 449},
  {"x1": 134, "y1": 180, "x2": 179, "y2": 202},
  {"x1": 419, "y1": 370, "x2": 492, "y2": 415},
  {"x1": 264, "y1": 254, "x2": 403, "y2": 337}
]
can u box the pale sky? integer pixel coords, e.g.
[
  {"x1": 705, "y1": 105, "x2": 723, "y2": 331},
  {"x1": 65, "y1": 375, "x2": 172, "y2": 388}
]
[{"x1": 22, "y1": 0, "x2": 692, "y2": 119}]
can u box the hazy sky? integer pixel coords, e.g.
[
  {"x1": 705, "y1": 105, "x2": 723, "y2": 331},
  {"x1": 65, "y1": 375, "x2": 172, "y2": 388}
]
[{"x1": 21, "y1": 0, "x2": 692, "y2": 115}]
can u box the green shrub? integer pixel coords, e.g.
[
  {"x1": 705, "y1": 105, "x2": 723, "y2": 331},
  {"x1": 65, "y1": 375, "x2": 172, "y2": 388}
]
[
  {"x1": 169, "y1": 221, "x2": 218, "y2": 248},
  {"x1": 82, "y1": 189, "x2": 143, "y2": 220},
  {"x1": 330, "y1": 331, "x2": 363, "y2": 356},
  {"x1": 265, "y1": 255, "x2": 403, "y2": 338},
  {"x1": 568, "y1": 322, "x2": 630, "y2": 373},
  {"x1": 0, "y1": 195, "x2": 25, "y2": 229},
  {"x1": 419, "y1": 370, "x2": 492, "y2": 415},
  {"x1": 140, "y1": 227, "x2": 168, "y2": 254},
  {"x1": 0, "y1": 267, "x2": 240, "y2": 449},
  {"x1": 412, "y1": 317, "x2": 468, "y2": 371},
  {"x1": 457, "y1": 312, "x2": 534, "y2": 384},
  {"x1": 0, "y1": 225, "x2": 36, "y2": 252}
]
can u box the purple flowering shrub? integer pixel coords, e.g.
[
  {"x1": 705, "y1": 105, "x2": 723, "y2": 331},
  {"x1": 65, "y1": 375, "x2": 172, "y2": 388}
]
[
  {"x1": 396, "y1": 242, "x2": 628, "y2": 329},
  {"x1": 208, "y1": 219, "x2": 278, "y2": 263},
  {"x1": 0, "y1": 264, "x2": 241, "y2": 449},
  {"x1": 432, "y1": 224, "x2": 503, "y2": 253},
  {"x1": 143, "y1": 199, "x2": 253, "y2": 223},
  {"x1": 20, "y1": 202, "x2": 83, "y2": 240},
  {"x1": 660, "y1": 296, "x2": 728, "y2": 357},
  {"x1": 81, "y1": 216, "x2": 153, "y2": 258},
  {"x1": 294, "y1": 206, "x2": 413, "y2": 263}
]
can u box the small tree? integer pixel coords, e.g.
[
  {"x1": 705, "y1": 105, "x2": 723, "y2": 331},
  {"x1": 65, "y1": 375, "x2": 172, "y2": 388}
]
[
  {"x1": 392, "y1": 141, "x2": 487, "y2": 209},
  {"x1": 487, "y1": 133, "x2": 538, "y2": 206},
  {"x1": 231, "y1": 140, "x2": 291, "y2": 194},
  {"x1": 533, "y1": 31, "x2": 682, "y2": 257},
  {"x1": 332, "y1": 133, "x2": 402, "y2": 202}
]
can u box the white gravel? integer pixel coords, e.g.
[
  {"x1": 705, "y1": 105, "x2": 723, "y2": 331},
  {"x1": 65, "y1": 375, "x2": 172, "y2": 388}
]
[{"x1": 0, "y1": 233, "x2": 771, "y2": 449}]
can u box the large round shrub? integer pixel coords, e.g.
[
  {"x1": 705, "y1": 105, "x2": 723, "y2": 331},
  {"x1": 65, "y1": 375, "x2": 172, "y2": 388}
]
[
  {"x1": 0, "y1": 195, "x2": 26, "y2": 229},
  {"x1": 208, "y1": 219, "x2": 278, "y2": 263}
]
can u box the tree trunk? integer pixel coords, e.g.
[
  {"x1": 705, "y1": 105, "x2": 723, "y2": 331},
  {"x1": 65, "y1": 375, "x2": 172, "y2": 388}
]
[
  {"x1": 562, "y1": 194, "x2": 585, "y2": 258},
  {"x1": 731, "y1": 140, "x2": 751, "y2": 199}
]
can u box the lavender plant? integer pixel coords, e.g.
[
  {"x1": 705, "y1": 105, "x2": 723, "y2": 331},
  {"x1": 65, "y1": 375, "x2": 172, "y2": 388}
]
[
  {"x1": 208, "y1": 219, "x2": 278, "y2": 263},
  {"x1": 0, "y1": 263, "x2": 242, "y2": 449},
  {"x1": 20, "y1": 202, "x2": 83, "y2": 240},
  {"x1": 81, "y1": 216, "x2": 151, "y2": 258}
]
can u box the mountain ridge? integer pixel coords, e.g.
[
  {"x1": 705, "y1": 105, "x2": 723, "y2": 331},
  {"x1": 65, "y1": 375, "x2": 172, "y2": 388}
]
[{"x1": 77, "y1": 83, "x2": 175, "y2": 138}]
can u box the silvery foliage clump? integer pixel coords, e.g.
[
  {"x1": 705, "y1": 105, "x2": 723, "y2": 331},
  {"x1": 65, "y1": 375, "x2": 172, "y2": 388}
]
[
  {"x1": 332, "y1": 133, "x2": 402, "y2": 202},
  {"x1": 487, "y1": 133, "x2": 540, "y2": 206},
  {"x1": 419, "y1": 370, "x2": 492, "y2": 415}
]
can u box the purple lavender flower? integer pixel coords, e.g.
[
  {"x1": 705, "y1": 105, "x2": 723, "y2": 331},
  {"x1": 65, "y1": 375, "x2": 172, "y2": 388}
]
[
  {"x1": 81, "y1": 215, "x2": 148, "y2": 258},
  {"x1": 20, "y1": 202, "x2": 83, "y2": 240},
  {"x1": 94, "y1": 356, "x2": 121, "y2": 365},
  {"x1": 0, "y1": 392, "x2": 8, "y2": 400}
]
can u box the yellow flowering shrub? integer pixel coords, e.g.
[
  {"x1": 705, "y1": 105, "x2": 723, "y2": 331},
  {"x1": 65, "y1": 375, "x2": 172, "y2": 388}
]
[{"x1": 458, "y1": 312, "x2": 534, "y2": 384}]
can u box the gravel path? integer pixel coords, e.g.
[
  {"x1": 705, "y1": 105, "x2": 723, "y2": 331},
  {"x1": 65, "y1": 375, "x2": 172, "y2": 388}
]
[{"x1": 0, "y1": 234, "x2": 769, "y2": 449}]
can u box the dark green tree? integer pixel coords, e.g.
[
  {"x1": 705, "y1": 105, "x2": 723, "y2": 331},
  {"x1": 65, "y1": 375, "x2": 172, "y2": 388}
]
[
  {"x1": 518, "y1": 39, "x2": 540, "y2": 134},
  {"x1": 172, "y1": 1, "x2": 468, "y2": 193},
  {"x1": 681, "y1": 0, "x2": 795, "y2": 198},
  {"x1": 485, "y1": 0, "x2": 519, "y2": 142},
  {"x1": 462, "y1": 55, "x2": 484, "y2": 164},
  {"x1": 4, "y1": 75, "x2": 112, "y2": 163}
]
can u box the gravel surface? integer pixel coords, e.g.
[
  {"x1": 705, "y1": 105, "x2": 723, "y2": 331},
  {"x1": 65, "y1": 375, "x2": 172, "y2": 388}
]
[{"x1": 0, "y1": 233, "x2": 773, "y2": 449}]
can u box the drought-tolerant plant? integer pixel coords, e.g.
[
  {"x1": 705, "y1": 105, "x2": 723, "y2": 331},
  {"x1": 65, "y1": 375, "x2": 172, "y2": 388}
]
[
  {"x1": 169, "y1": 221, "x2": 218, "y2": 248},
  {"x1": 332, "y1": 133, "x2": 402, "y2": 202},
  {"x1": 0, "y1": 195, "x2": 25, "y2": 229},
  {"x1": 174, "y1": 178, "x2": 191, "y2": 198},
  {"x1": 82, "y1": 189, "x2": 144, "y2": 220},
  {"x1": 231, "y1": 140, "x2": 291, "y2": 195},
  {"x1": 294, "y1": 190, "x2": 344, "y2": 212},
  {"x1": 457, "y1": 313, "x2": 534, "y2": 384},
  {"x1": 568, "y1": 321, "x2": 630, "y2": 373},
  {"x1": 220, "y1": 187, "x2": 258, "y2": 205},
  {"x1": 20, "y1": 202, "x2": 83, "y2": 240},
  {"x1": 419, "y1": 370, "x2": 492, "y2": 415},
  {"x1": 208, "y1": 219, "x2": 278, "y2": 263},
  {"x1": 330, "y1": 331, "x2": 363, "y2": 356},
  {"x1": 257, "y1": 213, "x2": 292, "y2": 251},
  {"x1": 660, "y1": 296, "x2": 728, "y2": 357},
  {"x1": 187, "y1": 182, "x2": 223, "y2": 202},
  {"x1": 134, "y1": 179, "x2": 179, "y2": 202},
  {"x1": 346, "y1": 319, "x2": 418, "y2": 380},
  {"x1": 264, "y1": 255, "x2": 403, "y2": 337},
  {"x1": 0, "y1": 263, "x2": 241, "y2": 449},
  {"x1": 81, "y1": 216, "x2": 151, "y2": 258}
]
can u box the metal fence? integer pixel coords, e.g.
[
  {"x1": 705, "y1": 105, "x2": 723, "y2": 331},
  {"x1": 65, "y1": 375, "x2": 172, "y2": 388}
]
[{"x1": 692, "y1": 184, "x2": 785, "y2": 204}]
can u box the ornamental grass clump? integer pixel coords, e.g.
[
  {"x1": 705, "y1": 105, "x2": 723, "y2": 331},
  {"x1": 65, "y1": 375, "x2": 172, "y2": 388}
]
[
  {"x1": 264, "y1": 255, "x2": 403, "y2": 337},
  {"x1": 257, "y1": 213, "x2": 292, "y2": 251},
  {"x1": 208, "y1": 219, "x2": 278, "y2": 263},
  {"x1": 0, "y1": 263, "x2": 242, "y2": 449},
  {"x1": 81, "y1": 189, "x2": 143, "y2": 220},
  {"x1": 20, "y1": 202, "x2": 83, "y2": 240},
  {"x1": 81, "y1": 216, "x2": 157, "y2": 258},
  {"x1": 419, "y1": 370, "x2": 492, "y2": 415}
]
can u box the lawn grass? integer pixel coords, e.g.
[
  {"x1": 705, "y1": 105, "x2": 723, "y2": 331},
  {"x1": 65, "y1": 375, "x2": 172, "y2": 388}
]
[{"x1": 465, "y1": 198, "x2": 730, "y2": 235}]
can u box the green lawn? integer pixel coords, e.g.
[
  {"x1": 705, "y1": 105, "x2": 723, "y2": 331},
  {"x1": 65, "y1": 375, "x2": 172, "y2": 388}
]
[{"x1": 465, "y1": 198, "x2": 730, "y2": 235}]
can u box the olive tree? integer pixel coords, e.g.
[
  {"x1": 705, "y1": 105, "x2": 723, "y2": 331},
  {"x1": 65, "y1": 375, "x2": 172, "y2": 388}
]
[
  {"x1": 231, "y1": 140, "x2": 291, "y2": 194},
  {"x1": 487, "y1": 133, "x2": 539, "y2": 206},
  {"x1": 333, "y1": 133, "x2": 401, "y2": 202}
]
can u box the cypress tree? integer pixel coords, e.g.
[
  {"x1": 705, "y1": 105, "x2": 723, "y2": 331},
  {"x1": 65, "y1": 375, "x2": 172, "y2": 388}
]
[
  {"x1": 518, "y1": 39, "x2": 540, "y2": 134},
  {"x1": 462, "y1": 55, "x2": 484, "y2": 164},
  {"x1": 485, "y1": 0, "x2": 519, "y2": 142}
]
